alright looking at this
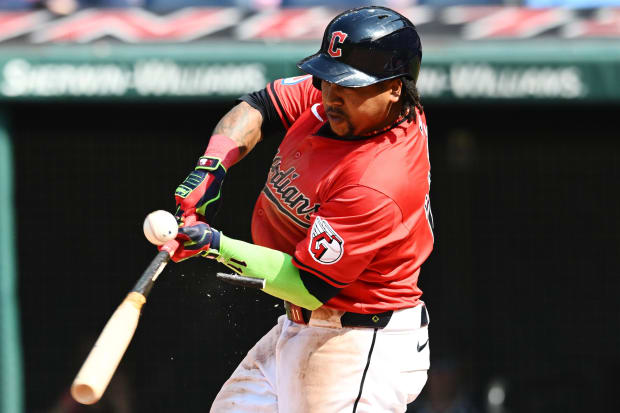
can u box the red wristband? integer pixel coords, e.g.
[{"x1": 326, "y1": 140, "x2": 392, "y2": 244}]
[{"x1": 204, "y1": 134, "x2": 240, "y2": 169}]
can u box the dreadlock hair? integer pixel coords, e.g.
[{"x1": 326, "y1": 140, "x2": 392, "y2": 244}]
[{"x1": 400, "y1": 77, "x2": 424, "y2": 124}]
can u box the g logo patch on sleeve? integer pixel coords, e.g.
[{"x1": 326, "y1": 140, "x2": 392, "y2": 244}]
[{"x1": 309, "y1": 216, "x2": 344, "y2": 265}]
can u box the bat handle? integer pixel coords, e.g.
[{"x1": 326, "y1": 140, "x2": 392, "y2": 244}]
[
  {"x1": 132, "y1": 239, "x2": 179, "y2": 297},
  {"x1": 158, "y1": 239, "x2": 180, "y2": 257},
  {"x1": 134, "y1": 213, "x2": 197, "y2": 296}
]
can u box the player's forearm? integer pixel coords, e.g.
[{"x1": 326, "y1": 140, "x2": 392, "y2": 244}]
[
  {"x1": 212, "y1": 233, "x2": 323, "y2": 310},
  {"x1": 175, "y1": 102, "x2": 263, "y2": 221},
  {"x1": 212, "y1": 101, "x2": 264, "y2": 164}
]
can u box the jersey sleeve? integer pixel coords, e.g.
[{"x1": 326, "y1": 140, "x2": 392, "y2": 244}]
[
  {"x1": 238, "y1": 88, "x2": 286, "y2": 139},
  {"x1": 266, "y1": 75, "x2": 322, "y2": 130},
  {"x1": 292, "y1": 185, "x2": 408, "y2": 288}
]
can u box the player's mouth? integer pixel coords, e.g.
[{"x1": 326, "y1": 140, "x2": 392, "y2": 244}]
[{"x1": 326, "y1": 108, "x2": 347, "y2": 124}]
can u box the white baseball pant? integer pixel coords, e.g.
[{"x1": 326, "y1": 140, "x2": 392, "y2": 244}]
[{"x1": 210, "y1": 303, "x2": 430, "y2": 413}]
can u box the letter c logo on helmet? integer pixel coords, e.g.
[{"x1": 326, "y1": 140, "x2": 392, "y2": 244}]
[{"x1": 328, "y1": 31, "x2": 348, "y2": 58}]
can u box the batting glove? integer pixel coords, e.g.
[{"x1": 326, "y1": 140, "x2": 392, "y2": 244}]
[
  {"x1": 170, "y1": 222, "x2": 221, "y2": 263},
  {"x1": 174, "y1": 156, "x2": 227, "y2": 225}
]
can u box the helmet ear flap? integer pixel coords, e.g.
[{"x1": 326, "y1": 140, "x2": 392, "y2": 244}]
[{"x1": 312, "y1": 76, "x2": 322, "y2": 90}]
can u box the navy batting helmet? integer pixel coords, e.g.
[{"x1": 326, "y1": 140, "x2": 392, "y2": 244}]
[{"x1": 297, "y1": 6, "x2": 422, "y2": 89}]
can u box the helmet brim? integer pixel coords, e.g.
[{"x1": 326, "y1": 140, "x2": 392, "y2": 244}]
[{"x1": 297, "y1": 53, "x2": 381, "y2": 88}]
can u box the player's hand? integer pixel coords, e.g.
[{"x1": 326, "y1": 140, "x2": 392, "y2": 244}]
[
  {"x1": 169, "y1": 222, "x2": 219, "y2": 263},
  {"x1": 174, "y1": 156, "x2": 227, "y2": 224}
]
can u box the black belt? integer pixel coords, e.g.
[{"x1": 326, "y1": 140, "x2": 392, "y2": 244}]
[{"x1": 285, "y1": 301, "x2": 429, "y2": 329}]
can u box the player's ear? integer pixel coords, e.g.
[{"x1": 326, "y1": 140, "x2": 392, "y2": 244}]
[{"x1": 388, "y1": 79, "x2": 402, "y2": 102}]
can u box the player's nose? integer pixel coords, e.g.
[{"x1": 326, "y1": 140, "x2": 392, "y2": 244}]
[{"x1": 322, "y1": 81, "x2": 344, "y2": 106}]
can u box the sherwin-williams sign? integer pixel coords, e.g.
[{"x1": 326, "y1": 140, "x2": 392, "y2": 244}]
[
  {"x1": 0, "y1": 58, "x2": 268, "y2": 98},
  {"x1": 419, "y1": 64, "x2": 586, "y2": 100},
  {"x1": 0, "y1": 42, "x2": 619, "y2": 102}
]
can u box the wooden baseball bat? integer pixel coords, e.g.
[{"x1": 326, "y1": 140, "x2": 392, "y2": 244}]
[{"x1": 70, "y1": 239, "x2": 179, "y2": 405}]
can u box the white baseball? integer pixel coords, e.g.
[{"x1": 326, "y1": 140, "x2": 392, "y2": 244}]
[{"x1": 143, "y1": 210, "x2": 178, "y2": 246}]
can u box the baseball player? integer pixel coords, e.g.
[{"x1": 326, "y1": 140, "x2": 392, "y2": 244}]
[{"x1": 168, "y1": 6, "x2": 433, "y2": 412}]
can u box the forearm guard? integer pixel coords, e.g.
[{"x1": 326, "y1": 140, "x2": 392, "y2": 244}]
[{"x1": 212, "y1": 234, "x2": 323, "y2": 310}]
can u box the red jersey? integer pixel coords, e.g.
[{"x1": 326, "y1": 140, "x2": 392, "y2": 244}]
[{"x1": 251, "y1": 75, "x2": 433, "y2": 313}]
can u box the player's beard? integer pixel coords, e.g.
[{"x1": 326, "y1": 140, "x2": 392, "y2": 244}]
[{"x1": 325, "y1": 107, "x2": 354, "y2": 137}]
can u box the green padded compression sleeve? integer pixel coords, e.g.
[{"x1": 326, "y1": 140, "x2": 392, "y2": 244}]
[{"x1": 215, "y1": 234, "x2": 323, "y2": 310}]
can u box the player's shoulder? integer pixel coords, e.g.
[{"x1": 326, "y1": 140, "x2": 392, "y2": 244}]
[
  {"x1": 353, "y1": 119, "x2": 429, "y2": 199},
  {"x1": 367, "y1": 118, "x2": 427, "y2": 171},
  {"x1": 271, "y1": 75, "x2": 319, "y2": 98},
  {"x1": 268, "y1": 75, "x2": 323, "y2": 127}
]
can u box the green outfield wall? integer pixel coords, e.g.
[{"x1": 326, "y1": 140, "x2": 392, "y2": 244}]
[
  {"x1": 0, "y1": 113, "x2": 23, "y2": 413},
  {"x1": 0, "y1": 40, "x2": 619, "y2": 102}
]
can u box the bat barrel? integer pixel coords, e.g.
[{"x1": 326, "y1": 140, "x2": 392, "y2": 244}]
[
  {"x1": 70, "y1": 235, "x2": 179, "y2": 405},
  {"x1": 70, "y1": 292, "x2": 146, "y2": 404},
  {"x1": 71, "y1": 383, "x2": 98, "y2": 406}
]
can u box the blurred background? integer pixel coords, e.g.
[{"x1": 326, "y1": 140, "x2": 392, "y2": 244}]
[{"x1": 0, "y1": 0, "x2": 619, "y2": 412}]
